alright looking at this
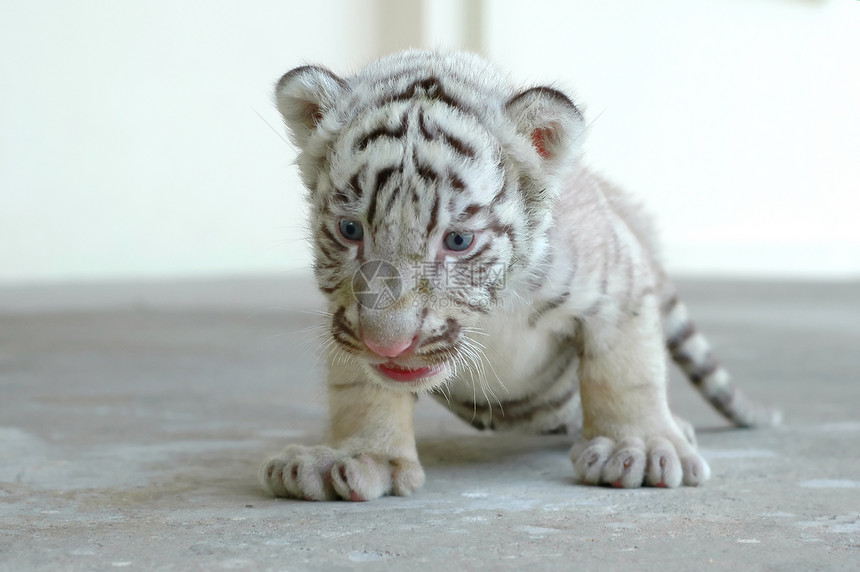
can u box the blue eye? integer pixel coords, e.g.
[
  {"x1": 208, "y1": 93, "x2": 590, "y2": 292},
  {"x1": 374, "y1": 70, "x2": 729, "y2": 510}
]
[
  {"x1": 443, "y1": 231, "x2": 474, "y2": 252},
  {"x1": 339, "y1": 220, "x2": 364, "y2": 242}
]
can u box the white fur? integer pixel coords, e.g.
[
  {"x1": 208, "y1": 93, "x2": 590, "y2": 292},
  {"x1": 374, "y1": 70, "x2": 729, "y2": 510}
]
[{"x1": 259, "y1": 50, "x2": 774, "y2": 501}]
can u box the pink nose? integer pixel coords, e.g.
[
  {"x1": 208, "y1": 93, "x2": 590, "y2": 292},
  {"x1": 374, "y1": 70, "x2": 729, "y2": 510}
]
[{"x1": 362, "y1": 336, "x2": 414, "y2": 358}]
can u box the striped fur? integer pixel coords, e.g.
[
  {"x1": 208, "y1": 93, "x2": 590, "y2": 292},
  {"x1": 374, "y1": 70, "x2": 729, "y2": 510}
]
[
  {"x1": 260, "y1": 50, "x2": 779, "y2": 501},
  {"x1": 661, "y1": 291, "x2": 781, "y2": 427}
]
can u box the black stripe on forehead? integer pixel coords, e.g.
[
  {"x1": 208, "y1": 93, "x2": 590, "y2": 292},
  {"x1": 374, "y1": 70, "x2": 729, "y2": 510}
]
[
  {"x1": 426, "y1": 193, "x2": 441, "y2": 236},
  {"x1": 355, "y1": 111, "x2": 408, "y2": 151},
  {"x1": 455, "y1": 203, "x2": 483, "y2": 223},
  {"x1": 417, "y1": 110, "x2": 477, "y2": 159},
  {"x1": 488, "y1": 221, "x2": 515, "y2": 244},
  {"x1": 383, "y1": 174, "x2": 403, "y2": 214},
  {"x1": 440, "y1": 129, "x2": 476, "y2": 159},
  {"x1": 412, "y1": 147, "x2": 440, "y2": 186},
  {"x1": 409, "y1": 146, "x2": 469, "y2": 194},
  {"x1": 383, "y1": 76, "x2": 476, "y2": 117},
  {"x1": 366, "y1": 166, "x2": 397, "y2": 228},
  {"x1": 449, "y1": 172, "x2": 466, "y2": 191},
  {"x1": 348, "y1": 171, "x2": 362, "y2": 199},
  {"x1": 329, "y1": 169, "x2": 364, "y2": 207},
  {"x1": 418, "y1": 112, "x2": 433, "y2": 140}
]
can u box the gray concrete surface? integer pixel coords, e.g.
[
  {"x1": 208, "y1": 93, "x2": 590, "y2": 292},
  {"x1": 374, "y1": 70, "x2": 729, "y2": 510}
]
[{"x1": 1, "y1": 275, "x2": 858, "y2": 571}]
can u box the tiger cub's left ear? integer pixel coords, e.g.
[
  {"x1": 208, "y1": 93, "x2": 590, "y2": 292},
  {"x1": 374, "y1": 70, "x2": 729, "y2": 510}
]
[{"x1": 505, "y1": 87, "x2": 585, "y2": 175}]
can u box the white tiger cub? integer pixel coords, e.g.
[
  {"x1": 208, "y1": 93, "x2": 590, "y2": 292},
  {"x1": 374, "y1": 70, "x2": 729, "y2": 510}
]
[{"x1": 260, "y1": 50, "x2": 779, "y2": 501}]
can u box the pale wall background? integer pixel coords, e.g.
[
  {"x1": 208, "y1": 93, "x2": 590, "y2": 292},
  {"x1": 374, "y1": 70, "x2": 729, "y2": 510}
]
[{"x1": 1, "y1": 0, "x2": 858, "y2": 284}]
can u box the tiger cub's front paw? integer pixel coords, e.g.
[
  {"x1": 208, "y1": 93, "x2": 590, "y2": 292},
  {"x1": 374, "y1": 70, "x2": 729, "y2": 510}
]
[
  {"x1": 569, "y1": 431, "x2": 710, "y2": 488},
  {"x1": 259, "y1": 445, "x2": 425, "y2": 501}
]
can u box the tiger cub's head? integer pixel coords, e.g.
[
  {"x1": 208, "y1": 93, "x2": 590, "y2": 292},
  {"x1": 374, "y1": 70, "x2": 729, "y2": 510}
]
[{"x1": 275, "y1": 51, "x2": 584, "y2": 392}]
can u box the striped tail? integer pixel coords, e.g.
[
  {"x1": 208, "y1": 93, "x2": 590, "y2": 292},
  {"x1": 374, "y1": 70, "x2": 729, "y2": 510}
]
[{"x1": 660, "y1": 290, "x2": 781, "y2": 428}]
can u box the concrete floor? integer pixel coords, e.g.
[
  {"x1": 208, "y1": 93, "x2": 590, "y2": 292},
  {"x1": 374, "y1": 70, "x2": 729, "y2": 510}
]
[{"x1": 0, "y1": 276, "x2": 858, "y2": 571}]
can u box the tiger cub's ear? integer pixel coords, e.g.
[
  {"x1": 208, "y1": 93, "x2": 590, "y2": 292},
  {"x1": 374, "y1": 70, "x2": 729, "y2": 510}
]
[
  {"x1": 274, "y1": 65, "x2": 348, "y2": 149},
  {"x1": 505, "y1": 87, "x2": 585, "y2": 176}
]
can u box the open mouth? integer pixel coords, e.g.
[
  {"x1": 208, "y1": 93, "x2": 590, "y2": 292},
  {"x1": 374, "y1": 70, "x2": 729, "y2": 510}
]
[{"x1": 373, "y1": 362, "x2": 444, "y2": 383}]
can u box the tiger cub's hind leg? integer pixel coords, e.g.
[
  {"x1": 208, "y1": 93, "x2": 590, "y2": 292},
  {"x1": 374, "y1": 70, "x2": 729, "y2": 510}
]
[{"x1": 570, "y1": 295, "x2": 710, "y2": 488}]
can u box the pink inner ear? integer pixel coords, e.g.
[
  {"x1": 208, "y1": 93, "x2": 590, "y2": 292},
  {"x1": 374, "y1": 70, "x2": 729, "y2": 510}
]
[{"x1": 531, "y1": 127, "x2": 553, "y2": 159}]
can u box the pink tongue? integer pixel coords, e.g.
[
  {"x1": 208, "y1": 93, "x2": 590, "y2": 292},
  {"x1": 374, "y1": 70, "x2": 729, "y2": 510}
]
[
  {"x1": 385, "y1": 363, "x2": 419, "y2": 372},
  {"x1": 376, "y1": 362, "x2": 436, "y2": 382}
]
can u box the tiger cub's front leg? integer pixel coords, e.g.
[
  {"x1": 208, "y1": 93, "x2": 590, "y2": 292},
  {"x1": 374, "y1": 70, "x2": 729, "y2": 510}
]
[
  {"x1": 571, "y1": 295, "x2": 711, "y2": 488},
  {"x1": 259, "y1": 362, "x2": 424, "y2": 501}
]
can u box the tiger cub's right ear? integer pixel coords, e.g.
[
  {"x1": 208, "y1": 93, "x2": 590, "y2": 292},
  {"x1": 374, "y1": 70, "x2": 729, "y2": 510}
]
[{"x1": 274, "y1": 65, "x2": 348, "y2": 148}]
